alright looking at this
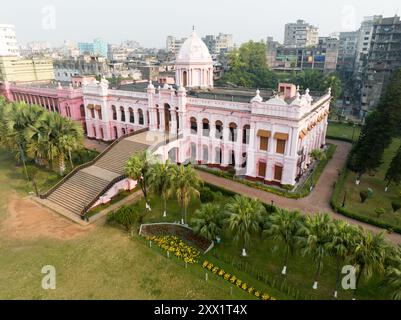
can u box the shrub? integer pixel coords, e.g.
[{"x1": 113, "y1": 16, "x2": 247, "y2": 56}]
[
  {"x1": 375, "y1": 208, "x2": 386, "y2": 218},
  {"x1": 107, "y1": 205, "x2": 142, "y2": 230},
  {"x1": 200, "y1": 187, "x2": 214, "y2": 203},
  {"x1": 391, "y1": 201, "x2": 401, "y2": 213},
  {"x1": 360, "y1": 190, "x2": 369, "y2": 203}
]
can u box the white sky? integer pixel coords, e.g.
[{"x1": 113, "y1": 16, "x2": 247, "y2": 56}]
[{"x1": 0, "y1": 0, "x2": 400, "y2": 47}]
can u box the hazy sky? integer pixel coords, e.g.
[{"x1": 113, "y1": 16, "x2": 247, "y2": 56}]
[{"x1": 1, "y1": 0, "x2": 400, "y2": 47}]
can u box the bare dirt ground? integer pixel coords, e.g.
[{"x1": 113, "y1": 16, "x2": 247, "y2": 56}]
[{"x1": 0, "y1": 192, "x2": 93, "y2": 241}]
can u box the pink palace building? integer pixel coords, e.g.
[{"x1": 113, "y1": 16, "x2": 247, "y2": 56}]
[
  {"x1": 83, "y1": 31, "x2": 331, "y2": 186},
  {"x1": 1, "y1": 31, "x2": 331, "y2": 187}
]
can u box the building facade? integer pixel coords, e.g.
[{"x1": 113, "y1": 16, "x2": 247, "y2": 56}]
[
  {"x1": 284, "y1": 20, "x2": 319, "y2": 48},
  {"x1": 0, "y1": 81, "x2": 86, "y2": 129},
  {"x1": 83, "y1": 32, "x2": 331, "y2": 187},
  {"x1": 0, "y1": 56, "x2": 54, "y2": 82},
  {"x1": 361, "y1": 16, "x2": 401, "y2": 111}
]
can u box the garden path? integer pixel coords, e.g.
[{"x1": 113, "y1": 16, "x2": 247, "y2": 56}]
[{"x1": 197, "y1": 140, "x2": 401, "y2": 245}]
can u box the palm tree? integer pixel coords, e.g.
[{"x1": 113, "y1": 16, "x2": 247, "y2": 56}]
[
  {"x1": 125, "y1": 150, "x2": 155, "y2": 210},
  {"x1": 191, "y1": 203, "x2": 223, "y2": 241},
  {"x1": 327, "y1": 220, "x2": 357, "y2": 298},
  {"x1": 351, "y1": 228, "x2": 387, "y2": 299},
  {"x1": 225, "y1": 195, "x2": 266, "y2": 257},
  {"x1": 172, "y1": 164, "x2": 201, "y2": 224},
  {"x1": 147, "y1": 160, "x2": 174, "y2": 217},
  {"x1": 264, "y1": 209, "x2": 304, "y2": 275},
  {"x1": 26, "y1": 112, "x2": 83, "y2": 176},
  {"x1": 302, "y1": 213, "x2": 334, "y2": 290},
  {"x1": 385, "y1": 246, "x2": 401, "y2": 300},
  {"x1": 3, "y1": 102, "x2": 44, "y2": 180}
]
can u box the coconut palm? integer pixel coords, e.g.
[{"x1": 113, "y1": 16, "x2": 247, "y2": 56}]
[
  {"x1": 172, "y1": 164, "x2": 202, "y2": 224},
  {"x1": 385, "y1": 246, "x2": 401, "y2": 300},
  {"x1": 302, "y1": 213, "x2": 334, "y2": 290},
  {"x1": 191, "y1": 203, "x2": 223, "y2": 242},
  {"x1": 351, "y1": 228, "x2": 387, "y2": 299},
  {"x1": 225, "y1": 195, "x2": 266, "y2": 257},
  {"x1": 327, "y1": 220, "x2": 357, "y2": 298},
  {"x1": 26, "y1": 112, "x2": 83, "y2": 176},
  {"x1": 3, "y1": 102, "x2": 44, "y2": 179},
  {"x1": 264, "y1": 208, "x2": 304, "y2": 275},
  {"x1": 147, "y1": 160, "x2": 174, "y2": 217},
  {"x1": 125, "y1": 150, "x2": 155, "y2": 210}
]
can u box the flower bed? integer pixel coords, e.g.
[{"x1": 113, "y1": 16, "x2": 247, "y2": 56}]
[
  {"x1": 202, "y1": 260, "x2": 275, "y2": 301},
  {"x1": 147, "y1": 235, "x2": 200, "y2": 264},
  {"x1": 140, "y1": 223, "x2": 213, "y2": 252}
]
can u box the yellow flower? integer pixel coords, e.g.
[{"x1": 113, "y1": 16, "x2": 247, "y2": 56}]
[{"x1": 262, "y1": 293, "x2": 270, "y2": 300}]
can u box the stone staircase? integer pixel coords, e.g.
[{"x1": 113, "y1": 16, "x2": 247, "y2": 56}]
[{"x1": 39, "y1": 129, "x2": 150, "y2": 219}]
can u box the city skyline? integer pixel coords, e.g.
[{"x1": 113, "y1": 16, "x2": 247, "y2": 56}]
[{"x1": 1, "y1": 0, "x2": 400, "y2": 48}]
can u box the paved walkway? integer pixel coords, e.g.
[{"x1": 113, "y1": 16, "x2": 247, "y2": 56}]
[{"x1": 198, "y1": 139, "x2": 401, "y2": 245}]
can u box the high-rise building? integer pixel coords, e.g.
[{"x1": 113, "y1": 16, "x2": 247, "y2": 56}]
[
  {"x1": 0, "y1": 24, "x2": 19, "y2": 56},
  {"x1": 284, "y1": 20, "x2": 319, "y2": 47},
  {"x1": 361, "y1": 16, "x2": 401, "y2": 111},
  {"x1": 337, "y1": 31, "x2": 359, "y2": 73},
  {"x1": 78, "y1": 38, "x2": 108, "y2": 57},
  {"x1": 166, "y1": 36, "x2": 186, "y2": 55}
]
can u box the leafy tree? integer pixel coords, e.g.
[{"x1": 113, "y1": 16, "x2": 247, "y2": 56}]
[
  {"x1": 264, "y1": 209, "x2": 305, "y2": 275},
  {"x1": 125, "y1": 150, "x2": 154, "y2": 209},
  {"x1": 219, "y1": 41, "x2": 278, "y2": 88},
  {"x1": 107, "y1": 205, "x2": 142, "y2": 231},
  {"x1": 302, "y1": 213, "x2": 334, "y2": 290},
  {"x1": 225, "y1": 195, "x2": 266, "y2": 257},
  {"x1": 350, "y1": 228, "x2": 387, "y2": 299},
  {"x1": 191, "y1": 203, "x2": 224, "y2": 241},
  {"x1": 26, "y1": 112, "x2": 83, "y2": 176},
  {"x1": 327, "y1": 220, "x2": 357, "y2": 298},
  {"x1": 385, "y1": 146, "x2": 401, "y2": 191},
  {"x1": 172, "y1": 164, "x2": 202, "y2": 224},
  {"x1": 147, "y1": 160, "x2": 174, "y2": 217},
  {"x1": 3, "y1": 102, "x2": 44, "y2": 180},
  {"x1": 348, "y1": 69, "x2": 401, "y2": 180}
]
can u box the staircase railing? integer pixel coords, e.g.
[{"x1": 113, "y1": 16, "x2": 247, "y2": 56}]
[
  {"x1": 80, "y1": 174, "x2": 128, "y2": 220},
  {"x1": 40, "y1": 127, "x2": 149, "y2": 199}
]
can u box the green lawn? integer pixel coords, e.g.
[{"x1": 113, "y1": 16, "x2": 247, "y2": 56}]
[
  {"x1": 134, "y1": 193, "x2": 393, "y2": 300},
  {"x1": 332, "y1": 138, "x2": 401, "y2": 231},
  {"x1": 327, "y1": 121, "x2": 361, "y2": 142},
  {"x1": 0, "y1": 148, "x2": 259, "y2": 300}
]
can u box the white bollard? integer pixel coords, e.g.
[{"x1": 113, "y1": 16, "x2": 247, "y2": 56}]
[
  {"x1": 333, "y1": 291, "x2": 338, "y2": 299},
  {"x1": 163, "y1": 211, "x2": 167, "y2": 217},
  {"x1": 242, "y1": 248, "x2": 247, "y2": 257},
  {"x1": 205, "y1": 273, "x2": 208, "y2": 281},
  {"x1": 312, "y1": 281, "x2": 318, "y2": 290},
  {"x1": 281, "y1": 266, "x2": 287, "y2": 275}
]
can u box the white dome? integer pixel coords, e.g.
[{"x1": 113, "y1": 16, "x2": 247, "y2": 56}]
[{"x1": 176, "y1": 31, "x2": 212, "y2": 63}]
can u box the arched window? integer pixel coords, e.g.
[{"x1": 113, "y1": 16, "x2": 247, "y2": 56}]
[
  {"x1": 229, "y1": 150, "x2": 236, "y2": 167},
  {"x1": 112, "y1": 105, "x2": 117, "y2": 120},
  {"x1": 138, "y1": 109, "x2": 144, "y2": 125},
  {"x1": 202, "y1": 119, "x2": 210, "y2": 137},
  {"x1": 229, "y1": 123, "x2": 238, "y2": 142},
  {"x1": 183, "y1": 70, "x2": 188, "y2": 87},
  {"x1": 243, "y1": 125, "x2": 250, "y2": 144},
  {"x1": 241, "y1": 152, "x2": 247, "y2": 168},
  {"x1": 120, "y1": 106, "x2": 125, "y2": 122},
  {"x1": 129, "y1": 107, "x2": 135, "y2": 123},
  {"x1": 156, "y1": 105, "x2": 160, "y2": 129},
  {"x1": 190, "y1": 117, "x2": 197, "y2": 134},
  {"x1": 203, "y1": 145, "x2": 209, "y2": 163},
  {"x1": 215, "y1": 121, "x2": 223, "y2": 139},
  {"x1": 80, "y1": 104, "x2": 85, "y2": 118},
  {"x1": 113, "y1": 126, "x2": 118, "y2": 139}
]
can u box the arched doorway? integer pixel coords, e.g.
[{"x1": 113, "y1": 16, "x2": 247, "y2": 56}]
[
  {"x1": 215, "y1": 147, "x2": 222, "y2": 165},
  {"x1": 190, "y1": 143, "x2": 197, "y2": 163},
  {"x1": 202, "y1": 145, "x2": 209, "y2": 163},
  {"x1": 164, "y1": 104, "x2": 171, "y2": 132},
  {"x1": 113, "y1": 126, "x2": 118, "y2": 139},
  {"x1": 168, "y1": 147, "x2": 178, "y2": 163}
]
